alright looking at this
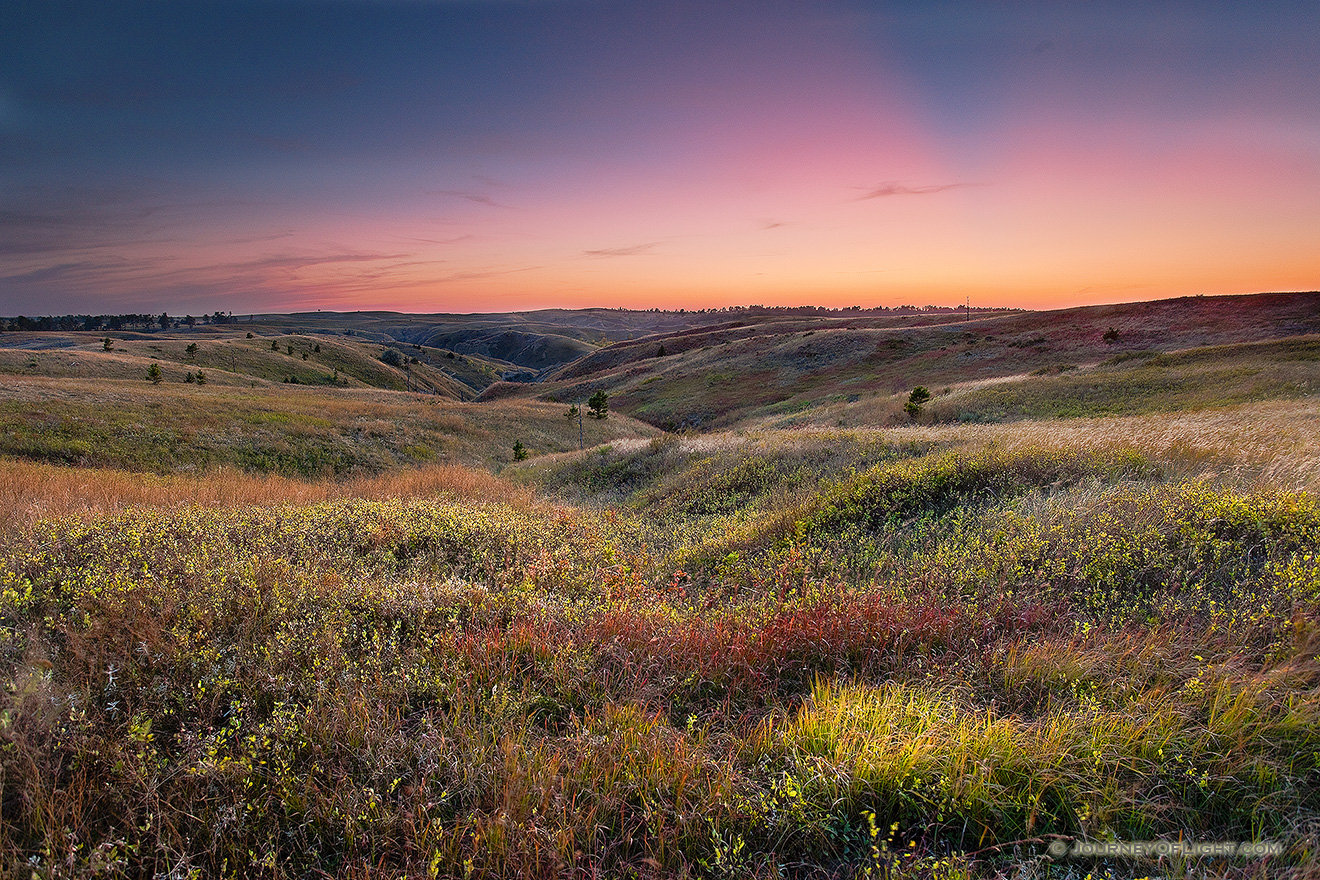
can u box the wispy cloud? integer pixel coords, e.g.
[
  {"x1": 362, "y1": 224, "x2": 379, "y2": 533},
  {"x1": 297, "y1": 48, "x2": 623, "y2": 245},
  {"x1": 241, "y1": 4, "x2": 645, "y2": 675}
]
[
  {"x1": 430, "y1": 189, "x2": 512, "y2": 209},
  {"x1": 857, "y1": 181, "x2": 972, "y2": 200},
  {"x1": 582, "y1": 243, "x2": 657, "y2": 258},
  {"x1": 0, "y1": 182, "x2": 261, "y2": 258}
]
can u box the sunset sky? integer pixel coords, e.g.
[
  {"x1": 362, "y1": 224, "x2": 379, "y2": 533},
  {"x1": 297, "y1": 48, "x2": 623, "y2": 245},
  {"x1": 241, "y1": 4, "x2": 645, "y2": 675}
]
[{"x1": 3, "y1": 1, "x2": 1319, "y2": 316}]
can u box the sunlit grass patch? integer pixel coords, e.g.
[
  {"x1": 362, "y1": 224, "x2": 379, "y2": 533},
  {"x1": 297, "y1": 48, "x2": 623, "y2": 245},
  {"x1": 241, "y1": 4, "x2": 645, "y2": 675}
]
[{"x1": 764, "y1": 674, "x2": 1320, "y2": 847}]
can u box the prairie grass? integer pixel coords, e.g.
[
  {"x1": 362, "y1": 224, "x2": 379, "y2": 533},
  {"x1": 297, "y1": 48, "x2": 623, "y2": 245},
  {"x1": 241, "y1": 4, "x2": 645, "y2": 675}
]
[
  {"x1": 898, "y1": 399, "x2": 1320, "y2": 492},
  {"x1": 3, "y1": 332, "x2": 1320, "y2": 877},
  {"x1": 0, "y1": 333, "x2": 477, "y2": 396},
  {"x1": 0, "y1": 377, "x2": 657, "y2": 476},
  {"x1": 0, "y1": 458, "x2": 533, "y2": 529},
  {"x1": 3, "y1": 437, "x2": 1318, "y2": 877}
]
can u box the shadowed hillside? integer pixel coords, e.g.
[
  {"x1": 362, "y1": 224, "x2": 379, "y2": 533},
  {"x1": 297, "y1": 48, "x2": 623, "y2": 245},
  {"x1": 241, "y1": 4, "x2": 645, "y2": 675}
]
[{"x1": 509, "y1": 292, "x2": 1320, "y2": 430}]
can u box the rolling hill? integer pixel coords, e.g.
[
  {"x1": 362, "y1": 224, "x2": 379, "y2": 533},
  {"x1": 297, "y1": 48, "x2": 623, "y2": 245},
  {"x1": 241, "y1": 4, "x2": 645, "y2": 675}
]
[{"x1": 487, "y1": 291, "x2": 1320, "y2": 430}]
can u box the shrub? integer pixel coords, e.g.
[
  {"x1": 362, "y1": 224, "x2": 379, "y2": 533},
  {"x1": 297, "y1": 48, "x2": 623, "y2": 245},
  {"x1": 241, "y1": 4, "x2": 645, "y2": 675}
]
[
  {"x1": 1103, "y1": 327, "x2": 1120, "y2": 344},
  {"x1": 380, "y1": 348, "x2": 406, "y2": 367}
]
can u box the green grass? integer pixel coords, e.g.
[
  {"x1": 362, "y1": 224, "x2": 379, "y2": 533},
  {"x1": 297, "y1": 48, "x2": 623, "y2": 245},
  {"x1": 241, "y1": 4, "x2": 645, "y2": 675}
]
[
  {"x1": 927, "y1": 337, "x2": 1320, "y2": 424},
  {"x1": 0, "y1": 380, "x2": 658, "y2": 476}
]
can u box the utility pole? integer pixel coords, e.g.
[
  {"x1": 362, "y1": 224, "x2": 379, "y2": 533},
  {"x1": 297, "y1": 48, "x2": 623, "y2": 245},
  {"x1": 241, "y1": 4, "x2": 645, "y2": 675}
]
[{"x1": 965, "y1": 296, "x2": 971, "y2": 322}]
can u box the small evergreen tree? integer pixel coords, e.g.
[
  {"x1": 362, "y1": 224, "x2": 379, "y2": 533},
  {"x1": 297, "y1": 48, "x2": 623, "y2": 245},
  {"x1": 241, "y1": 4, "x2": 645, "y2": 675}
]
[
  {"x1": 186, "y1": 342, "x2": 198, "y2": 357},
  {"x1": 513, "y1": 440, "x2": 528, "y2": 461},
  {"x1": 102, "y1": 338, "x2": 113, "y2": 351},
  {"x1": 195, "y1": 370, "x2": 206, "y2": 385},
  {"x1": 565, "y1": 404, "x2": 580, "y2": 420},
  {"x1": 147, "y1": 363, "x2": 163, "y2": 385},
  {"x1": 588, "y1": 390, "x2": 609, "y2": 420},
  {"x1": 1103, "y1": 327, "x2": 1120, "y2": 344},
  {"x1": 904, "y1": 386, "x2": 931, "y2": 418},
  {"x1": 313, "y1": 343, "x2": 321, "y2": 353},
  {"x1": 184, "y1": 372, "x2": 195, "y2": 383},
  {"x1": 271, "y1": 340, "x2": 279, "y2": 351}
]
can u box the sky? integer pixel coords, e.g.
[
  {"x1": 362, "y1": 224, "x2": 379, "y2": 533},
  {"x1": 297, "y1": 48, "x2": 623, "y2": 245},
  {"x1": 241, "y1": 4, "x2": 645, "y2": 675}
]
[{"x1": 2, "y1": 0, "x2": 1319, "y2": 316}]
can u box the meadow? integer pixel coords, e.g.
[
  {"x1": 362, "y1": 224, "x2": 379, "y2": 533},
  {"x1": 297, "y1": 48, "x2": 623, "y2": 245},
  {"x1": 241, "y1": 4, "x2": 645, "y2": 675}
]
[{"x1": 2, "y1": 299, "x2": 1319, "y2": 878}]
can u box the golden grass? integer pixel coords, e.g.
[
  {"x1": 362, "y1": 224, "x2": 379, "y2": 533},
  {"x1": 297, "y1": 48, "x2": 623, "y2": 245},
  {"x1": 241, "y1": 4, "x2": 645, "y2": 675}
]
[
  {"x1": 649, "y1": 399, "x2": 1320, "y2": 495},
  {"x1": 0, "y1": 458, "x2": 533, "y2": 530},
  {"x1": 891, "y1": 398, "x2": 1320, "y2": 492}
]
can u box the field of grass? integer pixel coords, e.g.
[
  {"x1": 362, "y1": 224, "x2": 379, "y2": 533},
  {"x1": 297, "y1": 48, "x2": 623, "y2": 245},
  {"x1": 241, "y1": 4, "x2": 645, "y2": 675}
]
[
  {"x1": 0, "y1": 330, "x2": 528, "y2": 399},
  {"x1": 518, "y1": 293, "x2": 1320, "y2": 430},
  {"x1": 3, "y1": 409, "x2": 1318, "y2": 877},
  {"x1": 0, "y1": 378, "x2": 657, "y2": 477},
  {"x1": 2, "y1": 295, "x2": 1319, "y2": 878}
]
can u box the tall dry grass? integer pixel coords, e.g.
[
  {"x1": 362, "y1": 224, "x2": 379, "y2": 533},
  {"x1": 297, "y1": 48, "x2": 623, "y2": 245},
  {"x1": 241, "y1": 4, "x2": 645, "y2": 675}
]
[
  {"x1": 899, "y1": 399, "x2": 1320, "y2": 492},
  {"x1": 0, "y1": 459, "x2": 533, "y2": 530}
]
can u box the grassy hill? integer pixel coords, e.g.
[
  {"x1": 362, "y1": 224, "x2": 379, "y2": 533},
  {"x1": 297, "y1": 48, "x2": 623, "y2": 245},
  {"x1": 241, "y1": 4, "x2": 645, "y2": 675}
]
[
  {"x1": 1, "y1": 291, "x2": 1318, "y2": 878},
  {"x1": 514, "y1": 292, "x2": 1320, "y2": 430},
  {"x1": 3, "y1": 401, "x2": 1318, "y2": 878},
  {"x1": 0, "y1": 377, "x2": 658, "y2": 476},
  {"x1": 0, "y1": 331, "x2": 530, "y2": 398}
]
